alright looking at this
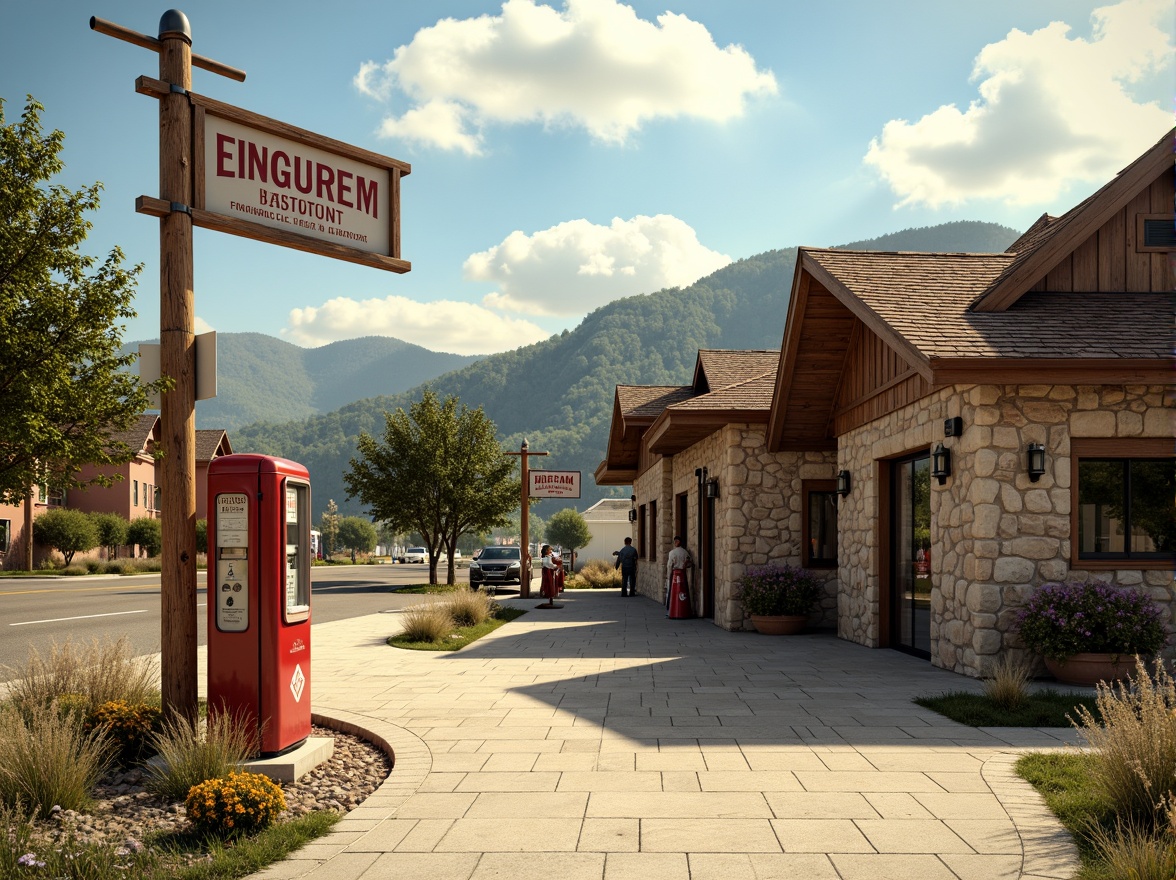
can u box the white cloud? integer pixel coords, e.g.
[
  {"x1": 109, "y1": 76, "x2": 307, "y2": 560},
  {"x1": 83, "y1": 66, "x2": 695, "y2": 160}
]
[
  {"x1": 281, "y1": 295, "x2": 550, "y2": 355},
  {"x1": 865, "y1": 0, "x2": 1174, "y2": 208},
  {"x1": 355, "y1": 0, "x2": 777, "y2": 155},
  {"x1": 464, "y1": 214, "x2": 731, "y2": 316}
]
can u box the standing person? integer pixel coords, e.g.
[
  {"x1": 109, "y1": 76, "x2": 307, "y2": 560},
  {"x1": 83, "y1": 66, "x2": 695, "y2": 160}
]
[
  {"x1": 665, "y1": 535, "x2": 691, "y2": 612},
  {"x1": 538, "y1": 543, "x2": 562, "y2": 607},
  {"x1": 614, "y1": 537, "x2": 638, "y2": 597}
]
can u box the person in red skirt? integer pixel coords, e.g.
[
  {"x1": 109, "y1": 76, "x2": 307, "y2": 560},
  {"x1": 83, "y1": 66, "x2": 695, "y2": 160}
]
[{"x1": 538, "y1": 544, "x2": 563, "y2": 607}]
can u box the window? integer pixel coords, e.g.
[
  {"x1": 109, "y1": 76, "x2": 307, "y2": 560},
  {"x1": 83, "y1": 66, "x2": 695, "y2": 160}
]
[
  {"x1": 154, "y1": 486, "x2": 161, "y2": 510},
  {"x1": 803, "y1": 480, "x2": 839, "y2": 568},
  {"x1": 1136, "y1": 214, "x2": 1176, "y2": 252},
  {"x1": 637, "y1": 504, "x2": 647, "y2": 558},
  {"x1": 1073, "y1": 439, "x2": 1174, "y2": 566},
  {"x1": 145, "y1": 484, "x2": 152, "y2": 511},
  {"x1": 133, "y1": 480, "x2": 139, "y2": 507},
  {"x1": 649, "y1": 500, "x2": 658, "y2": 563},
  {"x1": 0, "y1": 519, "x2": 9, "y2": 553}
]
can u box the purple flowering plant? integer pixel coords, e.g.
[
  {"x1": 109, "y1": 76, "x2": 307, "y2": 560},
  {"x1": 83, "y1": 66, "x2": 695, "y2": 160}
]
[
  {"x1": 736, "y1": 564, "x2": 822, "y2": 616},
  {"x1": 1016, "y1": 580, "x2": 1167, "y2": 660}
]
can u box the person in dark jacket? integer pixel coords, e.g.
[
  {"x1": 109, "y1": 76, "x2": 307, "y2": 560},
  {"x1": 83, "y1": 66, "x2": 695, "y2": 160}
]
[{"x1": 614, "y1": 536, "x2": 638, "y2": 596}]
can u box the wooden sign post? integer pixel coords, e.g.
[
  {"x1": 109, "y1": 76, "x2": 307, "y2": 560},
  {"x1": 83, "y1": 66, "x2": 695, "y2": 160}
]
[
  {"x1": 93, "y1": 10, "x2": 409, "y2": 724},
  {"x1": 505, "y1": 440, "x2": 547, "y2": 599}
]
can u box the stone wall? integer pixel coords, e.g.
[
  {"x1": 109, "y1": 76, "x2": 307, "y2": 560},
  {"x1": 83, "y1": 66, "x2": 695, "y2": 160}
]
[
  {"x1": 633, "y1": 425, "x2": 836, "y2": 630},
  {"x1": 838, "y1": 383, "x2": 1175, "y2": 677}
]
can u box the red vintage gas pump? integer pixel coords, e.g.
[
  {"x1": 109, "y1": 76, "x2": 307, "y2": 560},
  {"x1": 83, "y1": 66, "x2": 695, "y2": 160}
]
[{"x1": 207, "y1": 454, "x2": 312, "y2": 756}]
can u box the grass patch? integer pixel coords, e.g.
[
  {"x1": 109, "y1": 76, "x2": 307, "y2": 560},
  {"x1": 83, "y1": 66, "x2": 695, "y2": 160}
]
[
  {"x1": 915, "y1": 689, "x2": 1100, "y2": 727},
  {"x1": 389, "y1": 607, "x2": 526, "y2": 651},
  {"x1": 1017, "y1": 752, "x2": 1114, "y2": 867},
  {"x1": 394, "y1": 584, "x2": 463, "y2": 594},
  {"x1": 162, "y1": 809, "x2": 341, "y2": 878}
]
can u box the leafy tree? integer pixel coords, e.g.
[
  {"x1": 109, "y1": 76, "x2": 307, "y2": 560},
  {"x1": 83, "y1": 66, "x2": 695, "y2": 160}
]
[
  {"x1": 33, "y1": 508, "x2": 98, "y2": 565},
  {"x1": 0, "y1": 97, "x2": 158, "y2": 508},
  {"x1": 127, "y1": 516, "x2": 162, "y2": 557},
  {"x1": 319, "y1": 500, "x2": 340, "y2": 557},
  {"x1": 88, "y1": 511, "x2": 128, "y2": 559},
  {"x1": 337, "y1": 516, "x2": 377, "y2": 555},
  {"x1": 195, "y1": 518, "x2": 208, "y2": 555},
  {"x1": 344, "y1": 390, "x2": 519, "y2": 584},
  {"x1": 546, "y1": 508, "x2": 592, "y2": 571}
]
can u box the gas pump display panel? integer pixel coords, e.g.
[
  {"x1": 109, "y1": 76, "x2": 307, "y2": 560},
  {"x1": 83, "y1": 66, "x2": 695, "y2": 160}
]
[
  {"x1": 214, "y1": 493, "x2": 250, "y2": 632},
  {"x1": 284, "y1": 480, "x2": 310, "y2": 623}
]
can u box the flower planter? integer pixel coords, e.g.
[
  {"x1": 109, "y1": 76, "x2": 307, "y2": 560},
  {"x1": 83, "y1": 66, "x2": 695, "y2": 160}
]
[
  {"x1": 749, "y1": 614, "x2": 808, "y2": 635},
  {"x1": 1044, "y1": 653, "x2": 1135, "y2": 687}
]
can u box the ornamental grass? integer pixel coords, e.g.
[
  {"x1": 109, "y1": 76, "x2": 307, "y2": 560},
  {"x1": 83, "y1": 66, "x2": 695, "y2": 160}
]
[
  {"x1": 146, "y1": 706, "x2": 258, "y2": 801},
  {"x1": 982, "y1": 654, "x2": 1031, "y2": 711},
  {"x1": 398, "y1": 602, "x2": 455, "y2": 643},
  {"x1": 1071, "y1": 656, "x2": 1176, "y2": 828},
  {"x1": 444, "y1": 587, "x2": 494, "y2": 627}
]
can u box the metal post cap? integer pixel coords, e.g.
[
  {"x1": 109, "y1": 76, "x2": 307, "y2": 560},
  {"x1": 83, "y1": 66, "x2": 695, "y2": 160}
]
[{"x1": 158, "y1": 9, "x2": 192, "y2": 42}]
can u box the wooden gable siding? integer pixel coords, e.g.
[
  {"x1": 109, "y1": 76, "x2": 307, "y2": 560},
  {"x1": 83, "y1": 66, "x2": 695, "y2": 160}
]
[
  {"x1": 1033, "y1": 172, "x2": 1174, "y2": 293},
  {"x1": 832, "y1": 321, "x2": 931, "y2": 436},
  {"x1": 778, "y1": 282, "x2": 856, "y2": 446}
]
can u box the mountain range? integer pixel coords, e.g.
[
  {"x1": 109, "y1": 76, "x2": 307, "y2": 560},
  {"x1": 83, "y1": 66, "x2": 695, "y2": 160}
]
[{"x1": 224, "y1": 220, "x2": 1021, "y2": 518}]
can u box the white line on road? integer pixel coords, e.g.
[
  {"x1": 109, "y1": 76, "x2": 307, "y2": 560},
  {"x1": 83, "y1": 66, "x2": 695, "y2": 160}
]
[{"x1": 10, "y1": 610, "x2": 149, "y2": 626}]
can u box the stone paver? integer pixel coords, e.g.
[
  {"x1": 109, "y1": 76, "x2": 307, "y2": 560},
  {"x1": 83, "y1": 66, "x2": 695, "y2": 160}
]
[{"x1": 217, "y1": 588, "x2": 1084, "y2": 880}]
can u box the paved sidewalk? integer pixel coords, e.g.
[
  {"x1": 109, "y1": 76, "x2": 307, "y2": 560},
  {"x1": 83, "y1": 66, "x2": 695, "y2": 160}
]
[{"x1": 244, "y1": 589, "x2": 1085, "y2": 880}]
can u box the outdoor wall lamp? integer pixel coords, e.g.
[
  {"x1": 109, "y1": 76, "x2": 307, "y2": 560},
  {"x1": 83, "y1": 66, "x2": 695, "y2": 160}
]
[
  {"x1": 931, "y1": 443, "x2": 952, "y2": 485},
  {"x1": 1027, "y1": 442, "x2": 1047, "y2": 482},
  {"x1": 704, "y1": 478, "x2": 719, "y2": 499},
  {"x1": 628, "y1": 509, "x2": 638, "y2": 522},
  {"x1": 836, "y1": 469, "x2": 851, "y2": 497}
]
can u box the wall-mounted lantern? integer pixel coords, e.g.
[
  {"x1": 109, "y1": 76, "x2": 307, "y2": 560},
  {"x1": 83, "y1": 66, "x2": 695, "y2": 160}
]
[
  {"x1": 704, "y1": 478, "x2": 719, "y2": 499},
  {"x1": 931, "y1": 443, "x2": 951, "y2": 485},
  {"x1": 628, "y1": 508, "x2": 638, "y2": 522},
  {"x1": 836, "y1": 469, "x2": 851, "y2": 498},
  {"x1": 1027, "y1": 442, "x2": 1047, "y2": 482}
]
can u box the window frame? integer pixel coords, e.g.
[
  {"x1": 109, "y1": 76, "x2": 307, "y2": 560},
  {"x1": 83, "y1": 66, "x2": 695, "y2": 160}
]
[
  {"x1": 1135, "y1": 213, "x2": 1176, "y2": 253},
  {"x1": 802, "y1": 479, "x2": 839, "y2": 569},
  {"x1": 0, "y1": 519, "x2": 9, "y2": 553},
  {"x1": 637, "y1": 503, "x2": 647, "y2": 559},
  {"x1": 649, "y1": 499, "x2": 658, "y2": 563},
  {"x1": 1070, "y1": 438, "x2": 1175, "y2": 570}
]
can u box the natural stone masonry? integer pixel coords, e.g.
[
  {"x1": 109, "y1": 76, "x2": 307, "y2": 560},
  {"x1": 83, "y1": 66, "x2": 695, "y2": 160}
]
[
  {"x1": 240, "y1": 591, "x2": 1085, "y2": 880},
  {"x1": 634, "y1": 424, "x2": 836, "y2": 631},
  {"x1": 839, "y1": 383, "x2": 1174, "y2": 677}
]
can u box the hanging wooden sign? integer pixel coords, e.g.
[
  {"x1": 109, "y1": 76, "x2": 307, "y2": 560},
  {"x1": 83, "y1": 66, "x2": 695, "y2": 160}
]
[{"x1": 134, "y1": 76, "x2": 410, "y2": 273}]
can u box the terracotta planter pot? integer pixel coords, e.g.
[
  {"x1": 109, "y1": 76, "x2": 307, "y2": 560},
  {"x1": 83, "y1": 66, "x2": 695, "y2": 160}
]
[
  {"x1": 1044, "y1": 653, "x2": 1135, "y2": 687},
  {"x1": 749, "y1": 614, "x2": 808, "y2": 635}
]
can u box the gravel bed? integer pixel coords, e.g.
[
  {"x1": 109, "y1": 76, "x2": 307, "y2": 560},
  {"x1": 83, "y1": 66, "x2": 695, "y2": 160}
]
[{"x1": 34, "y1": 724, "x2": 392, "y2": 862}]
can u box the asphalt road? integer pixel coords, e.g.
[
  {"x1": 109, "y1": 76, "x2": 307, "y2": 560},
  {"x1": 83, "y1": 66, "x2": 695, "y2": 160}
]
[{"x1": 0, "y1": 563, "x2": 489, "y2": 682}]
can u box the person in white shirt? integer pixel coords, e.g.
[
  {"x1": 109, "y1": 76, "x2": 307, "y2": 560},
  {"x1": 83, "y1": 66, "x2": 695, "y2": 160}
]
[{"x1": 665, "y1": 535, "x2": 690, "y2": 611}]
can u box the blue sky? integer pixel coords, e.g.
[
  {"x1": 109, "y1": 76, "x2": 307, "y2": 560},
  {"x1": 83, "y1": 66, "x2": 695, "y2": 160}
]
[{"x1": 3, "y1": 0, "x2": 1171, "y2": 355}]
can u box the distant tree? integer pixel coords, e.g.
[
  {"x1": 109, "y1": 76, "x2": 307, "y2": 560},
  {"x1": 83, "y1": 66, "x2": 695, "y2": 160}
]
[
  {"x1": 88, "y1": 511, "x2": 128, "y2": 559},
  {"x1": 338, "y1": 516, "x2": 377, "y2": 556},
  {"x1": 344, "y1": 390, "x2": 519, "y2": 585},
  {"x1": 34, "y1": 508, "x2": 98, "y2": 565},
  {"x1": 546, "y1": 508, "x2": 592, "y2": 571},
  {"x1": 319, "y1": 500, "x2": 340, "y2": 557},
  {"x1": 127, "y1": 516, "x2": 162, "y2": 558},
  {"x1": 194, "y1": 518, "x2": 208, "y2": 555},
  {"x1": 0, "y1": 97, "x2": 159, "y2": 512}
]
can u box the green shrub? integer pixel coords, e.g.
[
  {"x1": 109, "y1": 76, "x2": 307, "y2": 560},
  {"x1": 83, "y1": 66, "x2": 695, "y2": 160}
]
[
  {"x1": 146, "y1": 707, "x2": 258, "y2": 801},
  {"x1": 89, "y1": 511, "x2": 129, "y2": 560},
  {"x1": 1072, "y1": 656, "x2": 1176, "y2": 828},
  {"x1": 60, "y1": 564, "x2": 88, "y2": 576},
  {"x1": 0, "y1": 701, "x2": 112, "y2": 817},
  {"x1": 33, "y1": 508, "x2": 98, "y2": 565},
  {"x1": 1017, "y1": 581, "x2": 1166, "y2": 660},
  {"x1": 84, "y1": 558, "x2": 103, "y2": 573},
  {"x1": 398, "y1": 603, "x2": 455, "y2": 643},
  {"x1": 444, "y1": 588, "x2": 493, "y2": 627},
  {"x1": 127, "y1": 516, "x2": 162, "y2": 557},
  {"x1": 2, "y1": 636, "x2": 158, "y2": 719},
  {"x1": 736, "y1": 564, "x2": 823, "y2": 616},
  {"x1": 85, "y1": 700, "x2": 162, "y2": 765},
  {"x1": 186, "y1": 770, "x2": 286, "y2": 837}
]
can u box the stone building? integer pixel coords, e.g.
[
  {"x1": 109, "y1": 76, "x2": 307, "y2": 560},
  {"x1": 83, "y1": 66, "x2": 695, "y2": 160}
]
[{"x1": 597, "y1": 130, "x2": 1174, "y2": 677}]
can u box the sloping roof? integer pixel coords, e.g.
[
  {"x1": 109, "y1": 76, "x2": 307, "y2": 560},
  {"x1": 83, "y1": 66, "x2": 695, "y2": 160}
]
[
  {"x1": 195, "y1": 429, "x2": 232, "y2": 462},
  {"x1": 108, "y1": 414, "x2": 160, "y2": 455},
  {"x1": 671, "y1": 372, "x2": 776, "y2": 411},
  {"x1": 617, "y1": 385, "x2": 694, "y2": 419},
  {"x1": 802, "y1": 248, "x2": 1174, "y2": 368},
  {"x1": 694, "y1": 350, "x2": 779, "y2": 392},
  {"x1": 582, "y1": 498, "x2": 632, "y2": 522},
  {"x1": 971, "y1": 127, "x2": 1174, "y2": 311}
]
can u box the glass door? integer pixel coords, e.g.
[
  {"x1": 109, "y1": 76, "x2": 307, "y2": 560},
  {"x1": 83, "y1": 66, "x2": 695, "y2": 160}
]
[{"x1": 891, "y1": 455, "x2": 931, "y2": 657}]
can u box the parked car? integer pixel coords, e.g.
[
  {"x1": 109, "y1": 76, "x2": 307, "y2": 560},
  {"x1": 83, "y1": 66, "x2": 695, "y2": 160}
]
[
  {"x1": 439, "y1": 549, "x2": 463, "y2": 566},
  {"x1": 468, "y1": 546, "x2": 522, "y2": 588},
  {"x1": 403, "y1": 547, "x2": 427, "y2": 564}
]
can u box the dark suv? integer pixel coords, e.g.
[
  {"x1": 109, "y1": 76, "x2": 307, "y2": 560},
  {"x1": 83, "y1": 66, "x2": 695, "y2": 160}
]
[{"x1": 468, "y1": 546, "x2": 522, "y2": 588}]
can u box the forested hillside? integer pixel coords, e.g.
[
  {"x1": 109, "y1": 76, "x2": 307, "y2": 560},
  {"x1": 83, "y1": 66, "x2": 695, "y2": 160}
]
[
  {"x1": 234, "y1": 222, "x2": 1019, "y2": 518},
  {"x1": 128, "y1": 334, "x2": 480, "y2": 430}
]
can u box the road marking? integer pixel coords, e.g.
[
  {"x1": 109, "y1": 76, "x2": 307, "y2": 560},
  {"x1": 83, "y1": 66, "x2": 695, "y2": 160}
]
[{"x1": 10, "y1": 610, "x2": 149, "y2": 626}]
